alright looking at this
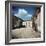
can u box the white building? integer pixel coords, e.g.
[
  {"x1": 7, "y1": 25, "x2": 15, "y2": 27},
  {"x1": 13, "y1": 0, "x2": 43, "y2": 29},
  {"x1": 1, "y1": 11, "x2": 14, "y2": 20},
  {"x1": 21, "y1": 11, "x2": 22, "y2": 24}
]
[{"x1": 22, "y1": 21, "x2": 32, "y2": 28}]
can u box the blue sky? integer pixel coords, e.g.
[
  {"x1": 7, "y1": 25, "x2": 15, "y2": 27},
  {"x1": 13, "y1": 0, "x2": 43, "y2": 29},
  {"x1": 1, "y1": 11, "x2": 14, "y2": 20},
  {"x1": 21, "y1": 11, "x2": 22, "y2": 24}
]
[{"x1": 12, "y1": 5, "x2": 36, "y2": 21}]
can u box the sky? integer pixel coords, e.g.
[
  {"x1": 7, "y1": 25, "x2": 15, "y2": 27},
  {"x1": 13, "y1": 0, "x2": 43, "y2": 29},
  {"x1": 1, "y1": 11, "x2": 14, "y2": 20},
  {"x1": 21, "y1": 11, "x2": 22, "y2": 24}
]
[{"x1": 11, "y1": 5, "x2": 37, "y2": 21}]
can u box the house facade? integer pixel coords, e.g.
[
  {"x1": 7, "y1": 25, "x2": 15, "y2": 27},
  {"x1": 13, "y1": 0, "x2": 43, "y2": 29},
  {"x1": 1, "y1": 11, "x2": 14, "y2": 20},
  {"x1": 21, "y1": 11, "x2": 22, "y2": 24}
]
[{"x1": 22, "y1": 21, "x2": 32, "y2": 28}]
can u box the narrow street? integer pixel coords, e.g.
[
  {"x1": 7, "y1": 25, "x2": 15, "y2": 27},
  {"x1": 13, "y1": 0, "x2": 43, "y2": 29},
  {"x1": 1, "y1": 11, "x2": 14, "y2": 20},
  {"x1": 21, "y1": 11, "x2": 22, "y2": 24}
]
[{"x1": 12, "y1": 27, "x2": 41, "y2": 38}]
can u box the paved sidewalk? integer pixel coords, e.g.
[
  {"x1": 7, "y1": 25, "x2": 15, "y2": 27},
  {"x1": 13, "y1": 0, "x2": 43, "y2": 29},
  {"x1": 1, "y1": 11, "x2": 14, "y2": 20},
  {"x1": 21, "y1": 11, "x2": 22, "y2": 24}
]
[{"x1": 12, "y1": 27, "x2": 41, "y2": 38}]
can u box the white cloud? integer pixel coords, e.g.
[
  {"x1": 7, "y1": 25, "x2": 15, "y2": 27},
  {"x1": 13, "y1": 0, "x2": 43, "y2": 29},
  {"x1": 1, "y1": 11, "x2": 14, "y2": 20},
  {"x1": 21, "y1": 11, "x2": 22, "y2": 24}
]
[
  {"x1": 14, "y1": 9, "x2": 32, "y2": 20},
  {"x1": 27, "y1": 14, "x2": 32, "y2": 17},
  {"x1": 14, "y1": 9, "x2": 28, "y2": 17},
  {"x1": 18, "y1": 9, "x2": 27, "y2": 15},
  {"x1": 14, "y1": 14, "x2": 18, "y2": 17}
]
